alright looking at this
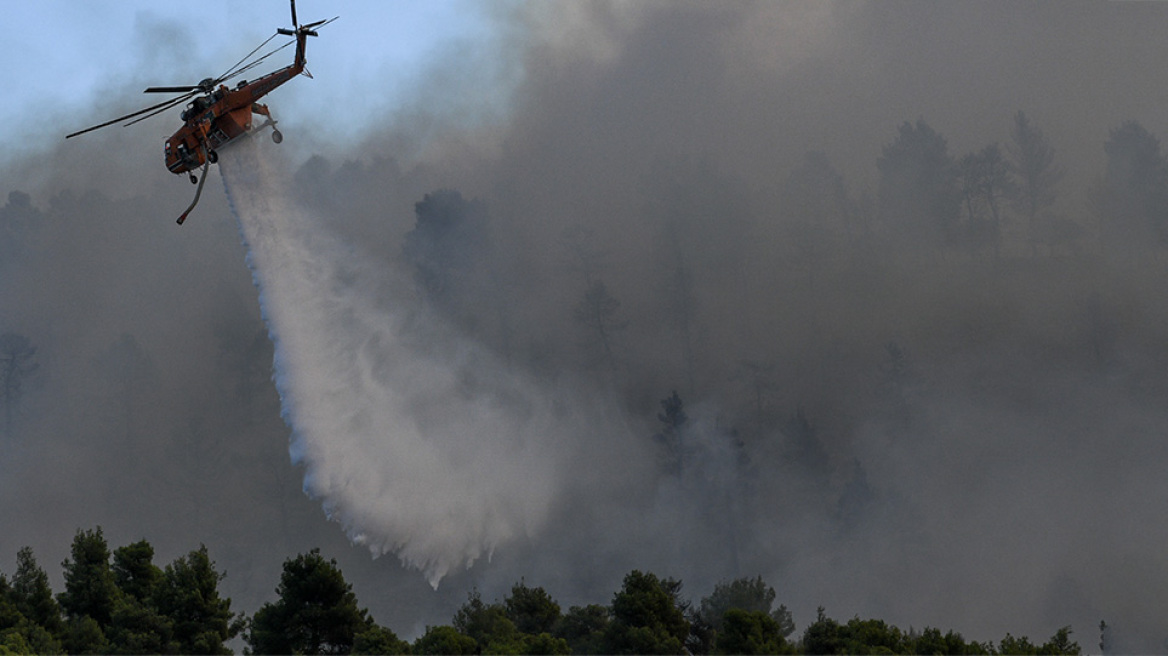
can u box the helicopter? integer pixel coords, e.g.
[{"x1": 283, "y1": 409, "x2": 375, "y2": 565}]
[{"x1": 65, "y1": 1, "x2": 336, "y2": 224}]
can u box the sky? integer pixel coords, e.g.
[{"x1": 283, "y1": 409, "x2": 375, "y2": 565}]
[
  {"x1": 7, "y1": 1, "x2": 1168, "y2": 652},
  {"x1": 3, "y1": 0, "x2": 506, "y2": 163}
]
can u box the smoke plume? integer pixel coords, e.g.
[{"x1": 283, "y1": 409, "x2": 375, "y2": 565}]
[{"x1": 221, "y1": 137, "x2": 653, "y2": 587}]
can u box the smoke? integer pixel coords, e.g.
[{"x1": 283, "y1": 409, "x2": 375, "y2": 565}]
[
  {"x1": 10, "y1": 1, "x2": 1168, "y2": 651},
  {"x1": 250, "y1": 3, "x2": 1168, "y2": 648},
  {"x1": 220, "y1": 136, "x2": 652, "y2": 587}
]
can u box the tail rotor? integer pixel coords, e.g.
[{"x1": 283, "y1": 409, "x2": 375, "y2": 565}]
[{"x1": 278, "y1": 0, "x2": 332, "y2": 37}]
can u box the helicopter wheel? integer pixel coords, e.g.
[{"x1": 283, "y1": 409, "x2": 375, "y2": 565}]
[
  {"x1": 189, "y1": 173, "x2": 199, "y2": 185},
  {"x1": 272, "y1": 129, "x2": 283, "y2": 144},
  {"x1": 207, "y1": 150, "x2": 218, "y2": 164}
]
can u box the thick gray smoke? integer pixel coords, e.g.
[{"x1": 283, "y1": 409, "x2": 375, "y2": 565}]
[
  {"x1": 220, "y1": 137, "x2": 650, "y2": 587},
  {"x1": 7, "y1": 1, "x2": 1168, "y2": 651}
]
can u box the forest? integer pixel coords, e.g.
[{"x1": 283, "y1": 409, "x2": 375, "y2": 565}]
[{"x1": 0, "y1": 528, "x2": 1086, "y2": 655}]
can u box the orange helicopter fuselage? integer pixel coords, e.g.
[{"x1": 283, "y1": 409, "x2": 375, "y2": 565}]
[{"x1": 164, "y1": 31, "x2": 308, "y2": 174}]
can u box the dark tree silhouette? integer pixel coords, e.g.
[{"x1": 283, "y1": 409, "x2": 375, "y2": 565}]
[
  {"x1": 154, "y1": 545, "x2": 241, "y2": 654},
  {"x1": 1098, "y1": 120, "x2": 1168, "y2": 247},
  {"x1": 574, "y1": 279, "x2": 627, "y2": 373},
  {"x1": 0, "y1": 191, "x2": 42, "y2": 268},
  {"x1": 402, "y1": 189, "x2": 490, "y2": 304},
  {"x1": 654, "y1": 390, "x2": 689, "y2": 475},
  {"x1": 58, "y1": 528, "x2": 118, "y2": 640},
  {"x1": 783, "y1": 406, "x2": 829, "y2": 476},
  {"x1": 877, "y1": 119, "x2": 961, "y2": 249},
  {"x1": 11, "y1": 547, "x2": 63, "y2": 636},
  {"x1": 604, "y1": 571, "x2": 690, "y2": 655},
  {"x1": 957, "y1": 143, "x2": 1014, "y2": 258},
  {"x1": 247, "y1": 549, "x2": 377, "y2": 655},
  {"x1": 0, "y1": 332, "x2": 38, "y2": 436},
  {"x1": 698, "y1": 576, "x2": 793, "y2": 637},
  {"x1": 1007, "y1": 111, "x2": 1064, "y2": 255},
  {"x1": 505, "y1": 580, "x2": 562, "y2": 636}
]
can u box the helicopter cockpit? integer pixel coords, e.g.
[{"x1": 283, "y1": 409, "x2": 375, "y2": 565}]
[{"x1": 181, "y1": 97, "x2": 211, "y2": 122}]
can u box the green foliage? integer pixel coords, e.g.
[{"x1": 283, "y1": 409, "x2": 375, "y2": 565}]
[
  {"x1": 692, "y1": 576, "x2": 794, "y2": 655},
  {"x1": 154, "y1": 545, "x2": 239, "y2": 654},
  {"x1": 999, "y1": 632, "x2": 1040, "y2": 655},
  {"x1": 247, "y1": 549, "x2": 372, "y2": 655},
  {"x1": 353, "y1": 624, "x2": 411, "y2": 655},
  {"x1": 604, "y1": 571, "x2": 690, "y2": 654},
  {"x1": 1000, "y1": 626, "x2": 1080, "y2": 656},
  {"x1": 58, "y1": 528, "x2": 118, "y2": 627},
  {"x1": 715, "y1": 609, "x2": 791, "y2": 655},
  {"x1": 2, "y1": 619, "x2": 61, "y2": 655},
  {"x1": 0, "y1": 532, "x2": 1088, "y2": 656},
  {"x1": 1040, "y1": 626, "x2": 1080, "y2": 655},
  {"x1": 10, "y1": 548, "x2": 62, "y2": 635},
  {"x1": 802, "y1": 609, "x2": 912, "y2": 655},
  {"x1": 0, "y1": 576, "x2": 19, "y2": 630},
  {"x1": 505, "y1": 581, "x2": 561, "y2": 636},
  {"x1": 698, "y1": 576, "x2": 792, "y2": 637},
  {"x1": 111, "y1": 541, "x2": 162, "y2": 604},
  {"x1": 413, "y1": 625, "x2": 476, "y2": 655},
  {"x1": 553, "y1": 604, "x2": 610, "y2": 655},
  {"x1": 844, "y1": 618, "x2": 907, "y2": 654},
  {"x1": 0, "y1": 629, "x2": 32, "y2": 656},
  {"x1": 997, "y1": 627, "x2": 1081, "y2": 656},
  {"x1": 520, "y1": 632, "x2": 570, "y2": 655},
  {"x1": 800, "y1": 609, "x2": 997, "y2": 655},
  {"x1": 42, "y1": 531, "x2": 242, "y2": 655},
  {"x1": 105, "y1": 540, "x2": 174, "y2": 654},
  {"x1": 452, "y1": 588, "x2": 525, "y2": 653},
  {"x1": 909, "y1": 626, "x2": 974, "y2": 655},
  {"x1": 61, "y1": 616, "x2": 108, "y2": 655},
  {"x1": 800, "y1": 608, "x2": 845, "y2": 655},
  {"x1": 106, "y1": 598, "x2": 172, "y2": 655}
]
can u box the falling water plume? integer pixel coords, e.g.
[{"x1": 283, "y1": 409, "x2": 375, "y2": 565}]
[{"x1": 217, "y1": 136, "x2": 583, "y2": 587}]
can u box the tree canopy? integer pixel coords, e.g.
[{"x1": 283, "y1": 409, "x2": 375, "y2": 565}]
[{"x1": 0, "y1": 532, "x2": 1086, "y2": 655}]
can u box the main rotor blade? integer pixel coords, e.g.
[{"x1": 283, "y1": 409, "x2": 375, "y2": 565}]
[
  {"x1": 303, "y1": 16, "x2": 338, "y2": 31},
  {"x1": 144, "y1": 86, "x2": 199, "y2": 94},
  {"x1": 123, "y1": 92, "x2": 196, "y2": 127},
  {"x1": 216, "y1": 32, "x2": 279, "y2": 86},
  {"x1": 218, "y1": 38, "x2": 295, "y2": 86},
  {"x1": 215, "y1": 16, "x2": 335, "y2": 89},
  {"x1": 65, "y1": 91, "x2": 196, "y2": 139}
]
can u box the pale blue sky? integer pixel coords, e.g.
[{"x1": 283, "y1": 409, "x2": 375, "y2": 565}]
[{"x1": 3, "y1": 0, "x2": 510, "y2": 161}]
